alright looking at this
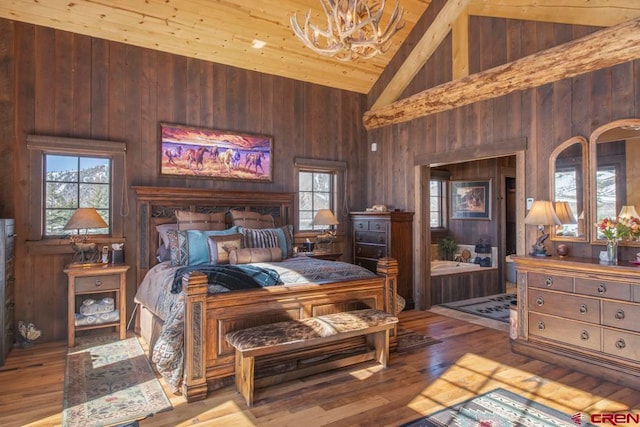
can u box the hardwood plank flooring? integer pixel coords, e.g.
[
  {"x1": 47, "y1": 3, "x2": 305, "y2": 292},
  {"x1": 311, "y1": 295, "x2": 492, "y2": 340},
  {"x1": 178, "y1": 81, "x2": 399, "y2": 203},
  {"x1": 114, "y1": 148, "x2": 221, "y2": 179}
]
[{"x1": 0, "y1": 310, "x2": 638, "y2": 427}]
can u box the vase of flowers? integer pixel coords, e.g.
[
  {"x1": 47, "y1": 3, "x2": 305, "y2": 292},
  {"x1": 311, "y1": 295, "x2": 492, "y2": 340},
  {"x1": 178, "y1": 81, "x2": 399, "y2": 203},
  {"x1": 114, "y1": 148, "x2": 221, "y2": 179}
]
[{"x1": 595, "y1": 216, "x2": 640, "y2": 264}]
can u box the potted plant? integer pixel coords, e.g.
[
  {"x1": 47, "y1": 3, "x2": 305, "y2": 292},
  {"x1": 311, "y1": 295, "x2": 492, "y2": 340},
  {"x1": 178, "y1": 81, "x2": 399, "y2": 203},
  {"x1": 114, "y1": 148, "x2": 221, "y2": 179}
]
[{"x1": 438, "y1": 236, "x2": 458, "y2": 261}]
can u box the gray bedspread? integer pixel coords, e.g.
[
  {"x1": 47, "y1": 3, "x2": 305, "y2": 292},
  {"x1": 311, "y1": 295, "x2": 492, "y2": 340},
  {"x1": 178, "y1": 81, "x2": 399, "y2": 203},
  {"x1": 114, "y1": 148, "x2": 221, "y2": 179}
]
[{"x1": 134, "y1": 257, "x2": 377, "y2": 392}]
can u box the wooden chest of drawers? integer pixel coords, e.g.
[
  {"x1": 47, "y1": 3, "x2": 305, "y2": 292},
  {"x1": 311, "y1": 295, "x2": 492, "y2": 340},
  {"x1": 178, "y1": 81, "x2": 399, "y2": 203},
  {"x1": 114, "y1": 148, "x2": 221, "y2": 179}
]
[
  {"x1": 512, "y1": 256, "x2": 640, "y2": 390},
  {"x1": 350, "y1": 212, "x2": 414, "y2": 309}
]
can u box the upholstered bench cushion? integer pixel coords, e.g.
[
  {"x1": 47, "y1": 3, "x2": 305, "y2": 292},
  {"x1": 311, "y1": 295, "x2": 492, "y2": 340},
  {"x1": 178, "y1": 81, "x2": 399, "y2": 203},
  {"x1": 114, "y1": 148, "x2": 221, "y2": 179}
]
[{"x1": 226, "y1": 309, "x2": 397, "y2": 352}]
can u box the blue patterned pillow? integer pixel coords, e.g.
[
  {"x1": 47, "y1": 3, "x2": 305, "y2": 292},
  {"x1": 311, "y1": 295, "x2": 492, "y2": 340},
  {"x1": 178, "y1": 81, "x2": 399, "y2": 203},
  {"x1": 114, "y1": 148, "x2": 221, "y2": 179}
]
[{"x1": 168, "y1": 227, "x2": 240, "y2": 266}]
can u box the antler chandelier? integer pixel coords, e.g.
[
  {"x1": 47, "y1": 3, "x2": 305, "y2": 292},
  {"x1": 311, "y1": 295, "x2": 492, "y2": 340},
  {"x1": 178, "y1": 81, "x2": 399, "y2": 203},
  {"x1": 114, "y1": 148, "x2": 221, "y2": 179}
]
[{"x1": 290, "y1": 0, "x2": 404, "y2": 61}]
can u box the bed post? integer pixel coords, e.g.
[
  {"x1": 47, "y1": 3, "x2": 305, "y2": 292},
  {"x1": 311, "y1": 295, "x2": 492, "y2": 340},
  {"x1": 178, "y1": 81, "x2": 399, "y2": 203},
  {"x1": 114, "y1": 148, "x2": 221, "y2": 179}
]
[
  {"x1": 376, "y1": 257, "x2": 399, "y2": 315},
  {"x1": 182, "y1": 271, "x2": 209, "y2": 402}
]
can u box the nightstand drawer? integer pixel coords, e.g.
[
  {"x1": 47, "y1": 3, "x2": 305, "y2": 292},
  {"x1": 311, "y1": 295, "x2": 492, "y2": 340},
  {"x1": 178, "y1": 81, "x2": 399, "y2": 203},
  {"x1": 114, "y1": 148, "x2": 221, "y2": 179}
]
[
  {"x1": 527, "y1": 272, "x2": 573, "y2": 292},
  {"x1": 575, "y1": 278, "x2": 631, "y2": 301},
  {"x1": 75, "y1": 274, "x2": 120, "y2": 292},
  {"x1": 528, "y1": 289, "x2": 600, "y2": 324}
]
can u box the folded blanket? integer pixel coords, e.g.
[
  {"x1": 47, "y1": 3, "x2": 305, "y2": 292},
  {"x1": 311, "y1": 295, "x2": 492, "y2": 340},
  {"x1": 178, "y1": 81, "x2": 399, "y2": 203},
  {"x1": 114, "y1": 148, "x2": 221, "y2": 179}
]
[{"x1": 171, "y1": 264, "x2": 282, "y2": 294}]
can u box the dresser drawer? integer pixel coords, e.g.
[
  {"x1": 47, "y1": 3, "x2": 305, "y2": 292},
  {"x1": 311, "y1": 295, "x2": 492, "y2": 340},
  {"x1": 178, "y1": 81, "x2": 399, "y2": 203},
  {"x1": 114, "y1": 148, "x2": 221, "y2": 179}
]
[
  {"x1": 354, "y1": 258, "x2": 379, "y2": 273},
  {"x1": 353, "y1": 220, "x2": 387, "y2": 232},
  {"x1": 527, "y1": 272, "x2": 573, "y2": 292},
  {"x1": 574, "y1": 278, "x2": 631, "y2": 301},
  {"x1": 75, "y1": 274, "x2": 120, "y2": 293},
  {"x1": 528, "y1": 289, "x2": 600, "y2": 324},
  {"x1": 355, "y1": 230, "x2": 387, "y2": 244},
  {"x1": 528, "y1": 312, "x2": 601, "y2": 352},
  {"x1": 355, "y1": 244, "x2": 387, "y2": 259},
  {"x1": 603, "y1": 329, "x2": 640, "y2": 361},
  {"x1": 602, "y1": 300, "x2": 640, "y2": 333}
]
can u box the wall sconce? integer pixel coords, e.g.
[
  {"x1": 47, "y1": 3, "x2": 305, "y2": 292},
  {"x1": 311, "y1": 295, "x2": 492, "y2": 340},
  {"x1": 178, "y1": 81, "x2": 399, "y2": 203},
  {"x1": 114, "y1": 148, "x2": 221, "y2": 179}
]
[
  {"x1": 64, "y1": 208, "x2": 108, "y2": 265},
  {"x1": 311, "y1": 209, "x2": 339, "y2": 252},
  {"x1": 524, "y1": 200, "x2": 560, "y2": 256}
]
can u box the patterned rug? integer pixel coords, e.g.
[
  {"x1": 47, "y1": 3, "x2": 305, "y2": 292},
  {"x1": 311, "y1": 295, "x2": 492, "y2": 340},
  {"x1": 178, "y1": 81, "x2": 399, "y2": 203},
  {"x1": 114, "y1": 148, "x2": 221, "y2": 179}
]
[
  {"x1": 440, "y1": 293, "x2": 516, "y2": 323},
  {"x1": 401, "y1": 388, "x2": 597, "y2": 426},
  {"x1": 63, "y1": 335, "x2": 172, "y2": 427},
  {"x1": 396, "y1": 328, "x2": 442, "y2": 353}
]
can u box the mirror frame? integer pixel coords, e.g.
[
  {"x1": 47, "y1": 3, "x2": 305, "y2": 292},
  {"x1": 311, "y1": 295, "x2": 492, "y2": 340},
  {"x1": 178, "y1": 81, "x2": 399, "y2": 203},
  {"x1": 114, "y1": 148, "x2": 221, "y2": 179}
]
[
  {"x1": 549, "y1": 136, "x2": 589, "y2": 242},
  {"x1": 589, "y1": 118, "x2": 640, "y2": 246}
]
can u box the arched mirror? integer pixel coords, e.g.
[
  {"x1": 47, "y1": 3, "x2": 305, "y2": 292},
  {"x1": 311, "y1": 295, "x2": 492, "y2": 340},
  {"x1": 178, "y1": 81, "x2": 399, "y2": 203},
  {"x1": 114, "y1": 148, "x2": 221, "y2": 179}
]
[
  {"x1": 590, "y1": 119, "x2": 640, "y2": 245},
  {"x1": 549, "y1": 136, "x2": 588, "y2": 241}
]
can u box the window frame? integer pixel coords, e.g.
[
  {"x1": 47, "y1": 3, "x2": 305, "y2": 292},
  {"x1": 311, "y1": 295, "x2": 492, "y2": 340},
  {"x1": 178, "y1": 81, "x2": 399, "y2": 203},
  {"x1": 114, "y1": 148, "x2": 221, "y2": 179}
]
[
  {"x1": 294, "y1": 158, "x2": 346, "y2": 237},
  {"x1": 27, "y1": 135, "x2": 126, "y2": 242},
  {"x1": 429, "y1": 178, "x2": 447, "y2": 230}
]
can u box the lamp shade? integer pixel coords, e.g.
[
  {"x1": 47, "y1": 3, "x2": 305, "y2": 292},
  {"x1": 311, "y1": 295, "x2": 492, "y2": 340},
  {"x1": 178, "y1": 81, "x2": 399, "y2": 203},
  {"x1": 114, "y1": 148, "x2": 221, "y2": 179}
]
[
  {"x1": 311, "y1": 209, "x2": 339, "y2": 226},
  {"x1": 524, "y1": 201, "x2": 561, "y2": 226},
  {"x1": 64, "y1": 208, "x2": 108, "y2": 230},
  {"x1": 554, "y1": 201, "x2": 577, "y2": 224},
  {"x1": 619, "y1": 205, "x2": 639, "y2": 219}
]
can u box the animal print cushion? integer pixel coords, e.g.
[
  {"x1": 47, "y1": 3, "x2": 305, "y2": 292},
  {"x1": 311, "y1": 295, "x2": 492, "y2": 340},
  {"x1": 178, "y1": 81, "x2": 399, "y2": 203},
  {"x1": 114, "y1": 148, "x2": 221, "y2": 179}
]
[
  {"x1": 230, "y1": 210, "x2": 275, "y2": 229},
  {"x1": 175, "y1": 210, "x2": 226, "y2": 231},
  {"x1": 207, "y1": 234, "x2": 243, "y2": 264}
]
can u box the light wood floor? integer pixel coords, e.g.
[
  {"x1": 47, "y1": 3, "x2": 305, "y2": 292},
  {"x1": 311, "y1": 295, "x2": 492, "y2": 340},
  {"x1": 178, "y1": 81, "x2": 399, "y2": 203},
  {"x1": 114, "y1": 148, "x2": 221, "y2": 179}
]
[{"x1": 1, "y1": 310, "x2": 638, "y2": 427}]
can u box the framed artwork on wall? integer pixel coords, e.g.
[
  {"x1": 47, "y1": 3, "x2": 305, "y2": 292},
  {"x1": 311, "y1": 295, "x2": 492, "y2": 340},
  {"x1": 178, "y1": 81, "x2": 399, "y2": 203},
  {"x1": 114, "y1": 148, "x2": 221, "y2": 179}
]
[
  {"x1": 160, "y1": 123, "x2": 273, "y2": 182},
  {"x1": 450, "y1": 179, "x2": 491, "y2": 219}
]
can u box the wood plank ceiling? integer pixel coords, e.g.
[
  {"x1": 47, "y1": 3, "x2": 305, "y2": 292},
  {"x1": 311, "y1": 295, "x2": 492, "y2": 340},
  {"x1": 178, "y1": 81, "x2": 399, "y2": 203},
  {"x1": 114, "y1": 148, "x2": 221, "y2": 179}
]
[{"x1": 0, "y1": 1, "x2": 639, "y2": 96}]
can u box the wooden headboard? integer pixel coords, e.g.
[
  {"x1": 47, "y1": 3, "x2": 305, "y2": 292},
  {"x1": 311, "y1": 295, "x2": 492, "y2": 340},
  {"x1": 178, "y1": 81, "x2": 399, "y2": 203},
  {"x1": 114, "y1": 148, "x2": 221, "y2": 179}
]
[{"x1": 132, "y1": 186, "x2": 295, "y2": 284}]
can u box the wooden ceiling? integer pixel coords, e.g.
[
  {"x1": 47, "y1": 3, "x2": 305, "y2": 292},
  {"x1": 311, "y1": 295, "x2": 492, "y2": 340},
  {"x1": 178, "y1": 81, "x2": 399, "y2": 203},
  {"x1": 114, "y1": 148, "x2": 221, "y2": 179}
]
[{"x1": 1, "y1": 1, "x2": 639, "y2": 95}]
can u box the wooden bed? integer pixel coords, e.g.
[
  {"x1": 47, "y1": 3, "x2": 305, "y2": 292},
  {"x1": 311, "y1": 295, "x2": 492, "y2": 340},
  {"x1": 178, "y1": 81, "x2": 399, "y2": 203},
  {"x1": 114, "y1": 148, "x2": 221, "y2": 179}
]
[{"x1": 133, "y1": 186, "x2": 400, "y2": 402}]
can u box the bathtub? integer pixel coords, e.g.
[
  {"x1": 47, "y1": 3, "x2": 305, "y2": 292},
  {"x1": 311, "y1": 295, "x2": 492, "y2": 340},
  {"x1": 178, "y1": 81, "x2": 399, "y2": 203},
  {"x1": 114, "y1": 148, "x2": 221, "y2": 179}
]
[{"x1": 431, "y1": 260, "x2": 486, "y2": 276}]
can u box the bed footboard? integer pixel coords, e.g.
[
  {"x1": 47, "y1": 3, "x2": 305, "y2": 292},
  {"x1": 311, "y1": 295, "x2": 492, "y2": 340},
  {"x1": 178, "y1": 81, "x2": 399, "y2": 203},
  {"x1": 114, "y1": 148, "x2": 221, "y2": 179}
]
[{"x1": 181, "y1": 257, "x2": 399, "y2": 402}]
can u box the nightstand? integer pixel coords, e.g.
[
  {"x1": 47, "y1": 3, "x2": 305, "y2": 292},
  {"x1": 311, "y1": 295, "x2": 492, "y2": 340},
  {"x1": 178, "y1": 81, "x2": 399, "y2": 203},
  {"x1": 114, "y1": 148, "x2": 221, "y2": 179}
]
[{"x1": 64, "y1": 264, "x2": 130, "y2": 347}]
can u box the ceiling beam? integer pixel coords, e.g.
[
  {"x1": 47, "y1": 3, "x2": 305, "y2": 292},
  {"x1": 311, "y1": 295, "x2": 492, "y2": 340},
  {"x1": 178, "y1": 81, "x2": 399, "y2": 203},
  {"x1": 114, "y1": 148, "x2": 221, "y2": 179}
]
[
  {"x1": 370, "y1": 0, "x2": 472, "y2": 111},
  {"x1": 363, "y1": 16, "x2": 640, "y2": 130},
  {"x1": 468, "y1": 0, "x2": 640, "y2": 27}
]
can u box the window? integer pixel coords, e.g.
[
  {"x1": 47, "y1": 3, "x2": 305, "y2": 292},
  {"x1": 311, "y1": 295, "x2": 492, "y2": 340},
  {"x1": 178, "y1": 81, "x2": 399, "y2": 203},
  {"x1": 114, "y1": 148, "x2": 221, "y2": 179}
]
[
  {"x1": 298, "y1": 171, "x2": 335, "y2": 230},
  {"x1": 44, "y1": 154, "x2": 111, "y2": 237},
  {"x1": 27, "y1": 135, "x2": 126, "y2": 241},
  {"x1": 294, "y1": 158, "x2": 346, "y2": 232},
  {"x1": 430, "y1": 179, "x2": 447, "y2": 229}
]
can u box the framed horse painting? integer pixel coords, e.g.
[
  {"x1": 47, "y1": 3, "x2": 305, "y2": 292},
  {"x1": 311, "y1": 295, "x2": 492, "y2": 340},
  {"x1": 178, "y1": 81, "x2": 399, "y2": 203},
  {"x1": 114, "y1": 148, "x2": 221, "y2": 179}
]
[{"x1": 159, "y1": 123, "x2": 273, "y2": 182}]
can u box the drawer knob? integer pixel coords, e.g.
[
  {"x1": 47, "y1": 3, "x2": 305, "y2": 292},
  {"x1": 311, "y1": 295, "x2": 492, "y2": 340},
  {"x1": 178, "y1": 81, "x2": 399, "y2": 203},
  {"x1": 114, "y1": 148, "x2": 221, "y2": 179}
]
[
  {"x1": 615, "y1": 339, "x2": 626, "y2": 349},
  {"x1": 580, "y1": 330, "x2": 589, "y2": 341},
  {"x1": 536, "y1": 297, "x2": 544, "y2": 306},
  {"x1": 615, "y1": 309, "x2": 625, "y2": 320},
  {"x1": 579, "y1": 304, "x2": 588, "y2": 315},
  {"x1": 597, "y1": 283, "x2": 607, "y2": 294},
  {"x1": 376, "y1": 249, "x2": 383, "y2": 257},
  {"x1": 537, "y1": 321, "x2": 545, "y2": 330},
  {"x1": 374, "y1": 224, "x2": 381, "y2": 230},
  {"x1": 358, "y1": 223, "x2": 364, "y2": 229},
  {"x1": 94, "y1": 280, "x2": 102, "y2": 288},
  {"x1": 357, "y1": 247, "x2": 362, "y2": 254},
  {"x1": 545, "y1": 277, "x2": 553, "y2": 287},
  {"x1": 377, "y1": 236, "x2": 384, "y2": 243}
]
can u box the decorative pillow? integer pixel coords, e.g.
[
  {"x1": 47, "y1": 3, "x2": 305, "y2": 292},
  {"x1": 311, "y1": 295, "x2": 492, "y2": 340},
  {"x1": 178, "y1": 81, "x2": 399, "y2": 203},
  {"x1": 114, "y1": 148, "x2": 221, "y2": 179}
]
[
  {"x1": 207, "y1": 233, "x2": 243, "y2": 264},
  {"x1": 229, "y1": 247, "x2": 282, "y2": 264},
  {"x1": 176, "y1": 210, "x2": 226, "y2": 231},
  {"x1": 230, "y1": 210, "x2": 275, "y2": 229},
  {"x1": 239, "y1": 225, "x2": 293, "y2": 259},
  {"x1": 167, "y1": 227, "x2": 240, "y2": 266},
  {"x1": 156, "y1": 223, "x2": 178, "y2": 247},
  {"x1": 156, "y1": 244, "x2": 171, "y2": 263}
]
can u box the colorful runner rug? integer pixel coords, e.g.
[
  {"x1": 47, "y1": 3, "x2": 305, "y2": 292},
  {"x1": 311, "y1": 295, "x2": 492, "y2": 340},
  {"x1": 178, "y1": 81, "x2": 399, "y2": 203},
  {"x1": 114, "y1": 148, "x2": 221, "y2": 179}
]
[
  {"x1": 62, "y1": 336, "x2": 172, "y2": 427},
  {"x1": 401, "y1": 388, "x2": 597, "y2": 427}
]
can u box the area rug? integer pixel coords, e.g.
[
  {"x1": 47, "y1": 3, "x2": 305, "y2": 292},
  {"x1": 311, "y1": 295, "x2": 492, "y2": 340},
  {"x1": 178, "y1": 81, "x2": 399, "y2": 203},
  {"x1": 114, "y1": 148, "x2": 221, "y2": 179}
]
[
  {"x1": 401, "y1": 388, "x2": 597, "y2": 427},
  {"x1": 62, "y1": 335, "x2": 172, "y2": 427},
  {"x1": 396, "y1": 328, "x2": 442, "y2": 353},
  {"x1": 440, "y1": 293, "x2": 516, "y2": 323}
]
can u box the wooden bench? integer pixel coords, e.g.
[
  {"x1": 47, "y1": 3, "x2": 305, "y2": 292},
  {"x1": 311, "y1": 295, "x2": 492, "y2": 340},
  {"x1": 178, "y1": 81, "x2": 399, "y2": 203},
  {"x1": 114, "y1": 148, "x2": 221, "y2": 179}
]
[{"x1": 225, "y1": 308, "x2": 398, "y2": 406}]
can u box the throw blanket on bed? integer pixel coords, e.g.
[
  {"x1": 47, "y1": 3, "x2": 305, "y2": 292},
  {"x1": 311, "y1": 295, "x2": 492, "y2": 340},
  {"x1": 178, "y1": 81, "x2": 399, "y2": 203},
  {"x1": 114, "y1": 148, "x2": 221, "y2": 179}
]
[{"x1": 171, "y1": 264, "x2": 283, "y2": 294}]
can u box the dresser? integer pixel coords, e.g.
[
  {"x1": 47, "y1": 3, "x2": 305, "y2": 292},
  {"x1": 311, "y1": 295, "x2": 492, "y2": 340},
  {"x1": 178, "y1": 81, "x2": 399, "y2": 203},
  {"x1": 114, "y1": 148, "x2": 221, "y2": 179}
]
[
  {"x1": 350, "y1": 212, "x2": 414, "y2": 309},
  {"x1": 0, "y1": 219, "x2": 15, "y2": 366},
  {"x1": 511, "y1": 256, "x2": 640, "y2": 390}
]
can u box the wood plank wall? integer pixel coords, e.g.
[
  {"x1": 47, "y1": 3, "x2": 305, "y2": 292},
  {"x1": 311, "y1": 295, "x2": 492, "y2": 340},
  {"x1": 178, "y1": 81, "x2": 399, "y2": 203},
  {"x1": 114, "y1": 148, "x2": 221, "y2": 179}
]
[
  {"x1": 0, "y1": 18, "x2": 368, "y2": 342},
  {"x1": 367, "y1": 10, "x2": 640, "y2": 307}
]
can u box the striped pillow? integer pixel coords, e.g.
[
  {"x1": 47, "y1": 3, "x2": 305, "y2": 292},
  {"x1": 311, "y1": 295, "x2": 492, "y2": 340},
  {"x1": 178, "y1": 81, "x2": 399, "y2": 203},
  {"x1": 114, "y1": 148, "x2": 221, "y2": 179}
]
[{"x1": 240, "y1": 226, "x2": 293, "y2": 259}]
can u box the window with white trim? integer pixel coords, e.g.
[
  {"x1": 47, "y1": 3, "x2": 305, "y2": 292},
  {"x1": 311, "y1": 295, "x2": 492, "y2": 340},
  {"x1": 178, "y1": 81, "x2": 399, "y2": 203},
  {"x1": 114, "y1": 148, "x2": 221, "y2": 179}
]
[{"x1": 430, "y1": 179, "x2": 447, "y2": 229}]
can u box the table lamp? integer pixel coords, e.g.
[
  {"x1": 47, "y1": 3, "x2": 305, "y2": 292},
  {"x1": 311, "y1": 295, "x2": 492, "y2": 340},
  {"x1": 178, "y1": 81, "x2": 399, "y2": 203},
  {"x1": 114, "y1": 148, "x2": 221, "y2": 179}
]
[
  {"x1": 554, "y1": 201, "x2": 577, "y2": 236},
  {"x1": 311, "y1": 209, "x2": 339, "y2": 251},
  {"x1": 618, "y1": 205, "x2": 639, "y2": 219},
  {"x1": 64, "y1": 208, "x2": 108, "y2": 265},
  {"x1": 524, "y1": 200, "x2": 561, "y2": 256}
]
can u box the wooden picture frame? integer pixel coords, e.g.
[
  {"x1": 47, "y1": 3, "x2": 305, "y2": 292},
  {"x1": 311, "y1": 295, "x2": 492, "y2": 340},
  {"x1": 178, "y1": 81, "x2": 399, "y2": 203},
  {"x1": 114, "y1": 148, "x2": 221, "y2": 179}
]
[
  {"x1": 160, "y1": 123, "x2": 273, "y2": 182},
  {"x1": 450, "y1": 179, "x2": 491, "y2": 220}
]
